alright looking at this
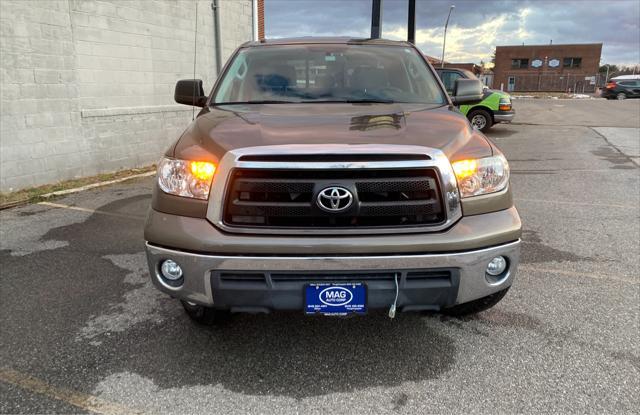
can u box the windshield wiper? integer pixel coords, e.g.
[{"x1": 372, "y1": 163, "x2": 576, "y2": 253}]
[
  {"x1": 301, "y1": 99, "x2": 395, "y2": 104},
  {"x1": 215, "y1": 99, "x2": 397, "y2": 105},
  {"x1": 215, "y1": 100, "x2": 296, "y2": 105}
]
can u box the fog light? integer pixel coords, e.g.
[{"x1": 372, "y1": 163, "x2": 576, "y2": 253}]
[
  {"x1": 486, "y1": 256, "x2": 507, "y2": 276},
  {"x1": 160, "y1": 259, "x2": 183, "y2": 281}
]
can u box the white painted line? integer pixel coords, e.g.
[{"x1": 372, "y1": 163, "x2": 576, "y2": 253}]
[
  {"x1": 38, "y1": 202, "x2": 145, "y2": 220},
  {"x1": 515, "y1": 198, "x2": 636, "y2": 210},
  {"x1": 41, "y1": 171, "x2": 155, "y2": 198},
  {"x1": 0, "y1": 368, "x2": 143, "y2": 415},
  {"x1": 519, "y1": 265, "x2": 638, "y2": 285}
]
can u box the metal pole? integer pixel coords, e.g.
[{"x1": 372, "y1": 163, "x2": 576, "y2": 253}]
[
  {"x1": 211, "y1": 0, "x2": 222, "y2": 75},
  {"x1": 407, "y1": 0, "x2": 416, "y2": 44},
  {"x1": 441, "y1": 5, "x2": 455, "y2": 68},
  {"x1": 605, "y1": 65, "x2": 609, "y2": 83},
  {"x1": 251, "y1": 0, "x2": 258, "y2": 41},
  {"x1": 371, "y1": 0, "x2": 382, "y2": 39}
]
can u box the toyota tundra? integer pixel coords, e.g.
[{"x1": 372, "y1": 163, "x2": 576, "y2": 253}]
[{"x1": 144, "y1": 37, "x2": 522, "y2": 324}]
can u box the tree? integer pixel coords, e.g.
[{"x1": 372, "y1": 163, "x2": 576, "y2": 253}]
[{"x1": 599, "y1": 64, "x2": 619, "y2": 74}]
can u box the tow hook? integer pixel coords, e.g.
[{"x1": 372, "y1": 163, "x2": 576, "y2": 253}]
[{"x1": 388, "y1": 272, "x2": 400, "y2": 319}]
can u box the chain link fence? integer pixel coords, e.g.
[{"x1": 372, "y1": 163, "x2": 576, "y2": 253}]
[{"x1": 495, "y1": 73, "x2": 607, "y2": 93}]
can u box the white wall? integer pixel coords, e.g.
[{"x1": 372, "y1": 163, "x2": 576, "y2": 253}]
[{"x1": 0, "y1": 0, "x2": 253, "y2": 192}]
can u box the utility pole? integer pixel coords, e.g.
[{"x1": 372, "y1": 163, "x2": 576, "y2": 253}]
[
  {"x1": 407, "y1": 0, "x2": 416, "y2": 44},
  {"x1": 371, "y1": 0, "x2": 382, "y2": 39},
  {"x1": 441, "y1": 5, "x2": 455, "y2": 68}
]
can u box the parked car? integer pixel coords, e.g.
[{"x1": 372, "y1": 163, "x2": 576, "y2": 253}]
[
  {"x1": 435, "y1": 68, "x2": 515, "y2": 132},
  {"x1": 602, "y1": 79, "x2": 640, "y2": 100},
  {"x1": 145, "y1": 37, "x2": 521, "y2": 324}
]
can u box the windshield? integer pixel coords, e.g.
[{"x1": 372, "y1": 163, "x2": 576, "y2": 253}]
[{"x1": 214, "y1": 44, "x2": 446, "y2": 105}]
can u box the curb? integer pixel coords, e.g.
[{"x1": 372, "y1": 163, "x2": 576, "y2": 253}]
[{"x1": 0, "y1": 171, "x2": 156, "y2": 211}]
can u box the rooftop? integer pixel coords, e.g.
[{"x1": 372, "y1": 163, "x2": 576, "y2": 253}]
[{"x1": 496, "y1": 43, "x2": 603, "y2": 48}]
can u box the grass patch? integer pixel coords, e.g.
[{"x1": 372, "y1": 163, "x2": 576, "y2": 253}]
[{"x1": 0, "y1": 166, "x2": 155, "y2": 209}]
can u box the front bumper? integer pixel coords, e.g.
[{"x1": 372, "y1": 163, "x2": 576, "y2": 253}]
[
  {"x1": 494, "y1": 110, "x2": 515, "y2": 123},
  {"x1": 145, "y1": 240, "x2": 520, "y2": 313}
]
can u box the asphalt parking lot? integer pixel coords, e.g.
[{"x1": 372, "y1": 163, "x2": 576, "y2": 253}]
[{"x1": 1, "y1": 99, "x2": 638, "y2": 414}]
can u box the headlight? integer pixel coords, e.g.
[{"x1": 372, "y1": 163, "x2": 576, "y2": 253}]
[
  {"x1": 451, "y1": 154, "x2": 509, "y2": 198},
  {"x1": 157, "y1": 157, "x2": 216, "y2": 200}
]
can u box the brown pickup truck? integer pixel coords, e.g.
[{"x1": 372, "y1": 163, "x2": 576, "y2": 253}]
[{"x1": 144, "y1": 37, "x2": 521, "y2": 324}]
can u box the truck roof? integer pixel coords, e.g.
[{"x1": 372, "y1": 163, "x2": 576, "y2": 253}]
[{"x1": 241, "y1": 37, "x2": 411, "y2": 48}]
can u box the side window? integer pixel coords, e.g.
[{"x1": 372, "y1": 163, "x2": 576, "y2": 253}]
[
  {"x1": 215, "y1": 52, "x2": 247, "y2": 103},
  {"x1": 440, "y1": 71, "x2": 463, "y2": 94}
]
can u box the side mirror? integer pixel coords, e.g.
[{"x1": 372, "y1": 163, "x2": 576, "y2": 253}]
[
  {"x1": 451, "y1": 79, "x2": 484, "y2": 105},
  {"x1": 175, "y1": 79, "x2": 207, "y2": 107}
]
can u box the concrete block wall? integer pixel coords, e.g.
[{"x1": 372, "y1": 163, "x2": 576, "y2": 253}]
[{"x1": 0, "y1": 0, "x2": 254, "y2": 192}]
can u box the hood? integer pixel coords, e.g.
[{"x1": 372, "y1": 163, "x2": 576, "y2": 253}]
[
  {"x1": 488, "y1": 89, "x2": 510, "y2": 98},
  {"x1": 171, "y1": 103, "x2": 493, "y2": 163}
]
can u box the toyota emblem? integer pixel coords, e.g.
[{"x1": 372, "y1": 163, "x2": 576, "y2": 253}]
[{"x1": 316, "y1": 186, "x2": 353, "y2": 212}]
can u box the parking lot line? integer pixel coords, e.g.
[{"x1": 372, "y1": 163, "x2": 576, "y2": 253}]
[
  {"x1": 515, "y1": 198, "x2": 636, "y2": 210},
  {"x1": 519, "y1": 265, "x2": 638, "y2": 284},
  {"x1": 0, "y1": 368, "x2": 143, "y2": 415},
  {"x1": 38, "y1": 201, "x2": 146, "y2": 220}
]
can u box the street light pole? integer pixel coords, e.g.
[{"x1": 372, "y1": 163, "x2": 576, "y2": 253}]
[
  {"x1": 371, "y1": 0, "x2": 383, "y2": 39},
  {"x1": 441, "y1": 5, "x2": 455, "y2": 68}
]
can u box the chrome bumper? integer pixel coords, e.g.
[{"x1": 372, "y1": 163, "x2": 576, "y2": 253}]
[
  {"x1": 494, "y1": 112, "x2": 515, "y2": 122},
  {"x1": 145, "y1": 240, "x2": 520, "y2": 310}
]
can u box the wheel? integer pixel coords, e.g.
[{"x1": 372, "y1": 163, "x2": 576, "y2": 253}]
[
  {"x1": 467, "y1": 109, "x2": 493, "y2": 132},
  {"x1": 441, "y1": 287, "x2": 510, "y2": 317},
  {"x1": 181, "y1": 300, "x2": 230, "y2": 325},
  {"x1": 616, "y1": 92, "x2": 627, "y2": 100}
]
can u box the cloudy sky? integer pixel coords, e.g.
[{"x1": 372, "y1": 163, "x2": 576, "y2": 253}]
[{"x1": 265, "y1": 0, "x2": 640, "y2": 66}]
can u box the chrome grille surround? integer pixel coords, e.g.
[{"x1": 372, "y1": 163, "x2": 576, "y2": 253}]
[{"x1": 206, "y1": 144, "x2": 462, "y2": 235}]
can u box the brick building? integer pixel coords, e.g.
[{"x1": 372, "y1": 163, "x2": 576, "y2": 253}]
[
  {"x1": 442, "y1": 63, "x2": 482, "y2": 75},
  {"x1": 493, "y1": 43, "x2": 602, "y2": 93},
  {"x1": 0, "y1": 0, "x2": 264, "y2": 192},
  {"x1": 424, "y1": 56, "x2": 482, "y2": 75}
]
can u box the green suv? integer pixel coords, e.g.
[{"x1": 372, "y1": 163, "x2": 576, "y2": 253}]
[{"x1": 436, "y1": 68, "x2": 515, "y2": 132}]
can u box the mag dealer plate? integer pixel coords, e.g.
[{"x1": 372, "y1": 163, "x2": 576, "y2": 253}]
[{"x1": 305, "y1": 283, "x2": 366, "y2": 315}]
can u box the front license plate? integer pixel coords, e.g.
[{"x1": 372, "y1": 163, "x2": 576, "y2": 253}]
[{"x1": 305, "y1": 283, "x2": 366, "y2": 315}]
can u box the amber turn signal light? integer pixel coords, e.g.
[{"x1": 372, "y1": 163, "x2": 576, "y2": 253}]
[{"x1": 189, "y1": 161, "x2": 216, "y2": 181}]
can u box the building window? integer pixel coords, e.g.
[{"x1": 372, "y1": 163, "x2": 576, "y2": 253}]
[
  {"x1": 511, "y1": 59, "x2": 529, "y2": 69},
  {"x1": 563, "y1": 57, "x2": 582, "y2": 68}
]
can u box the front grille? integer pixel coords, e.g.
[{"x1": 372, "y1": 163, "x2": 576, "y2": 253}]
[
  {"x1": 222, "y1": 168, "x2": 445, "y2": 229},
  {"x1": 218, "y1": 270, "x2": 453, "y2": 287}
]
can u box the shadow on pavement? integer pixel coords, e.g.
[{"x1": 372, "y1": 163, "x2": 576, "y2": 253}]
[{"x1": 0, "y1": 194, "x2": 456, "y2": 399}]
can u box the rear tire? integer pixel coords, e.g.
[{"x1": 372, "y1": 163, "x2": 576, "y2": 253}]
[
  {"x1": 467, "y1": 109, "x2": 493, "y2": 132},
  {"x1": 616, "y1": 92, "x2": 627, "y2": 100},
  {"x1": 181, "y1": 300, "x2": 230, "y2": 325},
  {"x1": 441, "y1": 287, "x2": 510, "y2": 317}
]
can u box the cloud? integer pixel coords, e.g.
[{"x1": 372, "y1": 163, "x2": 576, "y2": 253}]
[{"x1": 265, "y1": 0, "x2": 640, "y2": 65}]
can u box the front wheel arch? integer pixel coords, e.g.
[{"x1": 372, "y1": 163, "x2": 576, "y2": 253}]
[
  {"x1": 467, "y1": 105, "x2": 495, "y2": 122},
  {"x1": 467, "y1": 107, "x2": 494, "y2": 132}
]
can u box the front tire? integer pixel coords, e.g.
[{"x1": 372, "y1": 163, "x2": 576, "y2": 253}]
[
  {"x1": 181, "y1": 300, "x2": 230, "y2": 325},
  {"x1": 441, "y1": 287, "x2": 510, "y2": 316},
  {"x1": 617, "y1": 92, "x2": 627, "y2": 100},
  {"x1": 468, "y1": 109, "x2": 493, "y2": 132}
]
